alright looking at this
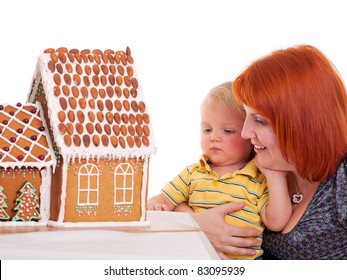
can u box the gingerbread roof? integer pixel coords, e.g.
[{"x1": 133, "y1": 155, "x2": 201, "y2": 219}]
[
  {"x1": 0, "y1": 103, "x2": 56, "y2": 169},
  {"x1": 29, "y1": 47, "x2": 156, "y2": 160}
]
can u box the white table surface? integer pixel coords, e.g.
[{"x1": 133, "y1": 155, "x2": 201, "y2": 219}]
[{"x1": 0, "y1": 211, "x2": 220, "y2": 260}]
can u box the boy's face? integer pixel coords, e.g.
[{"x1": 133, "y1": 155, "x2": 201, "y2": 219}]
[{"x1": 200, "y1": 101, "x2": 252, "y2": 167}]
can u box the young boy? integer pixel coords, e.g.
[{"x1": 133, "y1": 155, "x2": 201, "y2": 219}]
[{"x1": 147, "y1": 81, "x2": 292, "y2": 259}]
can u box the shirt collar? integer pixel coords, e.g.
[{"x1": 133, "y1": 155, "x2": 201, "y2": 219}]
[
  {"x1": 199, "y1": 155, "x2": 259, "y2": 178},
  {"x1": 198, "y1": 155, "x2": 213, "y2": 172},
  {"x1": 234, "y1": 159, "x2": 259, "y2": 178}
]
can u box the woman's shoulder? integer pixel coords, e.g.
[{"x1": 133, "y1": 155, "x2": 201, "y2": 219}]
[
  {"x1": 336, "y1": 152, "x2": 347, "y2": 175},
  {"x1": 331, "y1": 152, "x2": 347, "y2": 224}
]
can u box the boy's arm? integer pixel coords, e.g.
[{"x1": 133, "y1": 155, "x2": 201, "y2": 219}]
[
  {"x1": 257, "y1": 158, "x2": 292, "y2": 232},
  {"x1": 148, "y1": 164, "x2": 193, "y2": 212},
  {"x1": 173, "y1": 202, "x2": 194, "y2": 213},
  {"x1": 147, "y1": 194, "x2": 176, "y2": 211}
]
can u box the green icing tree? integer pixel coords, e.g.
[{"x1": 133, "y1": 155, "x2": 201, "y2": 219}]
[
  {"x1": 0, "y1": 186, "x2": 10, "y2": 221},
  {"x1": 12, "y1": 182, "x2": 40, "y2": 221}
]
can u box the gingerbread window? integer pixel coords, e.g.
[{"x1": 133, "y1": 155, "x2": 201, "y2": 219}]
[
  {"x1": 114, "y1": 163, "x2": 134, "y2": 205},
  {"x1": 77, "y1": 163, "x2": 99, "y2": 206}
]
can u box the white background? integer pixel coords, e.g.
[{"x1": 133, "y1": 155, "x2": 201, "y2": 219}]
[{"x1": 1, "y1": 0, "x2": 347, "y2": 199}]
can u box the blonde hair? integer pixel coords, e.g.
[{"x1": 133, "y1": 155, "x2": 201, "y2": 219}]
[{"x1": 201, "y1": 81, "x2": 244, "y2": 116}]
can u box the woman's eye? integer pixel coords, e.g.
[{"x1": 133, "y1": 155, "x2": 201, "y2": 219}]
[{"x1": 254, "y1": 117, "x2": 267, "y2": 125}]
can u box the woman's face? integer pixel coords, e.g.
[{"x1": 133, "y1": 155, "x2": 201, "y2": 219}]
[{"x1": 242, "y1": 105, "x2": 293, "y2": 171}]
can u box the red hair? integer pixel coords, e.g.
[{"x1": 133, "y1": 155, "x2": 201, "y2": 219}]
[{"x1": 233, "y1": 45, "x2": 347, "y2": 182}]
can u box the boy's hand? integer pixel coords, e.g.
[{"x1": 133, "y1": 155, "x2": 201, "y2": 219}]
[
  {"x1": 147, "y1": 194, "x2": 177, "y2": 211},
  {"x1": 147, "y1": 203, "x2": 172, "y2": 211}
]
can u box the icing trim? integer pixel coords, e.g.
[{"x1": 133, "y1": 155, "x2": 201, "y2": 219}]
[
  {"x1": 57, "y1": 158, "x2": 68, "y2": 223},
  {"x1": 38, "y1": 167, "x2": 52, "y2": 223},
  {"x1": 47, "y1": 220, "x2": 150, "y2": 228},
  {"x1": 0, "y1": 102, "x2": 56, "y2": 170},
  {"x1": 34, "y1": 54, "x2": 157, "y2": 160},
  {"x1": 140, "y1": 157, "x2": 149, "y2": 222},
  {"x1": 54, "y1": 156, "x2": 150, "y2": 226},
  {"x1": 0, "y1": 167, "x2": 52, "y2": 226},
  {"x1": 0, "y1": 221, "x2": 48, "y2": 227}
]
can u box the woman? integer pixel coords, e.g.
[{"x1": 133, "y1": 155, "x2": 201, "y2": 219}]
[{"x1": 186, "y1": 45, "x2": 347, "y2": 259}]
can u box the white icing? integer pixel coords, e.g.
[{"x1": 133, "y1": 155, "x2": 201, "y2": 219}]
[
  {"x1": 140, "y1": 157, "x2": 149, "y2": 222},
  {"x1": 53, "y1": 155, "x2": 149, "y2": 226},
  {"x1": 0, "y1": 221, "x2": 48, "y2": 227},
  {"x1": 47, "y1": 220, "x2": 150, "y2": 228},
  {"x1": 57, "y1": 158, "x2": 68, "y2": 224},
  {"x1": 0, "y1": 167, "x2": 51, "y2": 226},
  {"x1": 0, "y1": 103, "x2": 56, "y2": 170},
  {"x1": 113, "y1": 162, "x2": 134, "y2": 205},
  {"x1": 23, "y1": 49, "x2": 155, "y2": 227},
  {"x1": 31, "y1": 53, "x2": 157, "y2": 160},
  {"x1": 77, "y1": 163, "x2": 100, "y2": 206},
  {"x1": 0, "y1": 101, "x2": 56, "y2": 226},
  {"x1": 34, "y1": 102, "x2": 57, "y2": 172},
  {"x1": 37, "y1": 167, "x2": 52, "y2": 223}
]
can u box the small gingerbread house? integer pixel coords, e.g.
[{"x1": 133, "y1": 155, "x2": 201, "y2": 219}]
[
  {"x1": 28, "y1": 47, "x2": 156, "y2": 227},
  {"x1": 0, "y1": 103, "x2": 56, "y2": 225}
]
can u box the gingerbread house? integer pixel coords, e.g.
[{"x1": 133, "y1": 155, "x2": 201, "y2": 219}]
[
  {"x1": 27, "y1": 47, "x2": 156, "y2": 227},
  {"x1": 0, "y1": 103, "x2": 56, "y2": 225}
]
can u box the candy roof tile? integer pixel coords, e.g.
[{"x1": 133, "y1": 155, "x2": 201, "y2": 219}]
[
  {"x1": 0, "y1": 103, "x2": 56, "y2": 169},
  {"x1": 29, "y1": 47, "x2": 156, "y2": 160}
]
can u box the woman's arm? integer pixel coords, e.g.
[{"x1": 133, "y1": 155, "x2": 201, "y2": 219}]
[
  {"x1": 256, "y1": 157, "x2": 292, "y2": 231},
  {"x1": 178, "y1": 202, "x2": 262, "y2": 260}
]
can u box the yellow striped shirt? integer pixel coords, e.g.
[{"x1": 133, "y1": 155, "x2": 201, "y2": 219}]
[{"x1": 161, "y1": 155, "x2": 268, "y2": 259}]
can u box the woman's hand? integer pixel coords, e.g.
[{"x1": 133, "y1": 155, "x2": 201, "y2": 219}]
[
  {"x1": 254, "y1": 155, "x2": 292, "y2": 232},
  {"x1": 191, "y1": 202, "x2": 262, "y2": 260},
  {"x1": 254, "y1": 156, "x2": 287, "y2": 183}
]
